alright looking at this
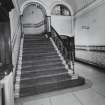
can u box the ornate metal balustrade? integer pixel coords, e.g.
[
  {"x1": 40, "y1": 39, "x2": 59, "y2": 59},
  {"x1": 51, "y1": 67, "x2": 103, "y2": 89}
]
[{"x1": 51, "y1": 26, "x2": 75, "y2": 73}]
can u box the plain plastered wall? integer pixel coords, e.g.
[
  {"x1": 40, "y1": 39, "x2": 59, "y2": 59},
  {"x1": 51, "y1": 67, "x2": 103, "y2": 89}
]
[
  {"x1": 51, "y1": 15, "x2": 72, "y2": 36},
  {"x1": 9, "y1": 9, "x2": 21, "y2": 74},
  {"x1": 75, "y1": 2, "x2": 105, "y2": 46}
]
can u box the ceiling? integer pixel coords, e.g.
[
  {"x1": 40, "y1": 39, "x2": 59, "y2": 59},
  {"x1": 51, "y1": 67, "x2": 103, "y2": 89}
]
[
  {"x1": 64, "y1": 0, "x2": 96, "y2": 13},
  {"x1": 13, "y1": 0, "x2": 96, "y2": 14}
]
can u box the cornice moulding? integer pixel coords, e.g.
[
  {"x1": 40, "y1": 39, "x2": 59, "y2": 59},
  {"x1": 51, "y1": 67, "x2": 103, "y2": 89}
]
[{"x1": 74, "y1": 0, "x2": 105, "y2": 18}]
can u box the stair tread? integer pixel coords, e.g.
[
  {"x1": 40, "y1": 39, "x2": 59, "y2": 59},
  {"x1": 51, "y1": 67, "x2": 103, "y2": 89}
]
[
  {"x1": 23, "y1": 44, "x2": 52, "y2": 47},
  {"x1": 24, "y1": 40, "x2": 50, "y2": 43},
  {"x1": 23, "y1": 42, "x2": 51, "y2": 45},
  {"x1": 22, "y1": 54, "x2": 59, "y2": 61},
  {"x1": 24, "y1": 38, "x2": 46, "y2": 40},
  {"x1": 24, "y1": 36, "x2": 46, "y2": 39},
  {"x1": 22, "y1": 59, "x2": 62, "y2": 66},
  {"x1": 23, "y1": 49, "x2": 56, "y2": 53},
  {"x1": 20, "y1": 76, "x2": 85, "y2": 97},
  {"x1": 23, "y1": 49, "x2": 56, "y2": 52},
  {"x1": 23, "y1": 46, "x2": 53, "y2": 49},
  {"x1": 21, "y1": 72, "x2": 68, "y2": 81},
  {"x1": 23, "y1": 48, "x2": 54, "y2": 51},
  {"x1": 21, "y1": 67, "x2": 66, "y2": 74},
  {"x1": 20, "y1": 73, "x2": 71, "y2": 88},
  {"x1": 23, "y1": 45, "x2": 54, "y2": 48},
  {"x1": 22, "y1": 52, "x2": 57, "y2": 57},
  {"x1": 22, "y1": 57, "x2": 60, "y2": 63},
  {"x1": 22, "y1": 62, "x2": 65, "y2": 70}
]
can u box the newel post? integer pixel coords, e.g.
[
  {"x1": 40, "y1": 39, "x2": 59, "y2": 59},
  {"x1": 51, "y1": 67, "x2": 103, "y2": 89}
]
[{"x1": 46, "y1": 16, "x2": 51, "y2": 38}]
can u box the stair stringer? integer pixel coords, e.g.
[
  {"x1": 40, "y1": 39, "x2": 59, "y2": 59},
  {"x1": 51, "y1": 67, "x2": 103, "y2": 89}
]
[{"x1": 14, "y1": 36, "x2": 24, "y2": 98}]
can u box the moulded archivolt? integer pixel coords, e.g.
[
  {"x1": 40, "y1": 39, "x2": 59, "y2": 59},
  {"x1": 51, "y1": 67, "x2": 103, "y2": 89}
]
[{"x1": 20, "y1": 0, "x2": 49, "y2": 15}]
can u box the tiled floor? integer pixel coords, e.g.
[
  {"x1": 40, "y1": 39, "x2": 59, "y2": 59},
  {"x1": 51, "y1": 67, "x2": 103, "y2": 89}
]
[{"x1": 15, "y1": 62, "x2": 105, "y2": 105}]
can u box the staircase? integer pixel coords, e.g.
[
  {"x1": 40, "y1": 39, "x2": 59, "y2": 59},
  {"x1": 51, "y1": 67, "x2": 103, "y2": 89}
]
[{"x1": 17, "y1": 34, "x2": 84, "y2": 97}]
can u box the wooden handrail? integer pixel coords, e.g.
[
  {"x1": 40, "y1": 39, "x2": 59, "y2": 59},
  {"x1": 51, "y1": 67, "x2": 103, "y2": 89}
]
[{"x1": 51, "y1": 26, "x2": 64, "y2": 43}]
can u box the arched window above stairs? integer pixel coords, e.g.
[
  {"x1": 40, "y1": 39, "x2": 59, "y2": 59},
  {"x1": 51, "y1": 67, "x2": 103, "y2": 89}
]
[{"x1": 51, "y1": 4, "x2": 71, "y2": 16}]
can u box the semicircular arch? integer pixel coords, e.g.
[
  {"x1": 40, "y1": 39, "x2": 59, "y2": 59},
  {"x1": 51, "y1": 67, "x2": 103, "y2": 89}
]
[
  {"x1": 49, "y1": 1, "x2": 74, "y2": 16},
  {"x1": 20, "y1": 0, "x2": 48, "y2": 15}
]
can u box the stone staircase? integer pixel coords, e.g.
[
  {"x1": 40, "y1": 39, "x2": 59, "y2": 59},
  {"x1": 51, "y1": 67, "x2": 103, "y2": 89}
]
[{"x1": 16, "y1": 34, "x2": 85, "y2": 97}]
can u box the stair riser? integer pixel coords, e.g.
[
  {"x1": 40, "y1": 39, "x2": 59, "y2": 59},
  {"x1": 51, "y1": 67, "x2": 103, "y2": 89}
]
[
  {"x1": 23, "y1": 47, "x2": 54, "y2": 51},
  {"x1": 23, "y1": 50, "x2": 56, "y2": 54},
  {"x1": 23, "y1": 42, "x2": 50, "y2": 45},
  {"x1": 23, "y1": 42, "x2": 50, "y2": 44},
  {"x1": 21, "y1": 69, "x2": 67, "y2": 78},
  {"x1": 22, "y1": 59, "x2": 62, "y2": 66},
  {"x1": 22, "y1": 62, "x2": 64, "y2": 70},
  {"x1": 23, "y1": 44, "x2": 53, "y2": 47},
  {"x1": 24, "y1": 40, "x2": 50, "y2": 43},
  {"x1": 21, "y1": 67, "x2": 66, "y2": 74},
  {"x1": 22, "y1": 55, "x2": 59, "y2": 61},
  {"x1": 24, "y1": 38, "x2": 48, "y2": 41},
  {"x1": 22, "y1": 57, "x2": 60, "y2": 63},
  {"x1": 22, "y1": 52, "x2": 57, "y2": 57},
  {"x1": 24, "y1": 36, "x2": 45, "y2": 39},
  {"x1": 23, "y1": 47, "x2": 54, "y2": 50},
  {"x1": 21, "y1": 73, "x2": 69, "y2": 84},
  {"x1": 23, "y1": 43, "x2": 52, "y2": 46}
]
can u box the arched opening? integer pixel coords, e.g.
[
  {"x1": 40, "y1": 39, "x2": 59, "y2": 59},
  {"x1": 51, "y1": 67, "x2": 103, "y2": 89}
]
[
  {"x1": 21, "y1": 3, "x2": 47, "y2": 35},
  {"x1": 51, "y1": 4, "x2": 73, "y2": 36},
  {"x1": 51, "y1": 4, "x2": 71, "y2": 16}
]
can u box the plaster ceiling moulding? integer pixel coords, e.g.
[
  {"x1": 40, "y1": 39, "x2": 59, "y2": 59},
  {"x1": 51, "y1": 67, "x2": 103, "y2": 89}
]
[
  {"x1": 74, "y1": 0, "x2": 104, "y2": 18},
  {"x1": 74, "y1": 0, "x2": 96, "y2": 14},
  {"x1": 63, "y1": 0, "x2": 96, "y2": 14}
]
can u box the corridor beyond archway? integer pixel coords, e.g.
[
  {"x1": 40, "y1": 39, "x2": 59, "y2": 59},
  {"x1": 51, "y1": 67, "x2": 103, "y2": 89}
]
[{"x1": 22, "y1": 3, "x2": 47, "y2": 35}]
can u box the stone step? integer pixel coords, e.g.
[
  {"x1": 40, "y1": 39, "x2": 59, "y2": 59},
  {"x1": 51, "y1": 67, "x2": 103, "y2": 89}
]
[
  {"x1": 22, "y1": 58, "x2": 62, "y2": 66},
  {"x1": 21, "y1": 66, "x2": 66, "y2": 75},
  {"x1": 23, "y1": 49, "x2": 56, "y2": 54},
  {"x1": 22, "y1": 51, "x2": 57, "y2": 57},
  {"x1": 22, "y1": 54, "x2": 59, "y2": 61},
  {"x1": 20, "y1": 76, "x2": 85, "y2": 97},
  {"x1": 22, "y1": 61, "x2": 64, "y2": 70}
]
